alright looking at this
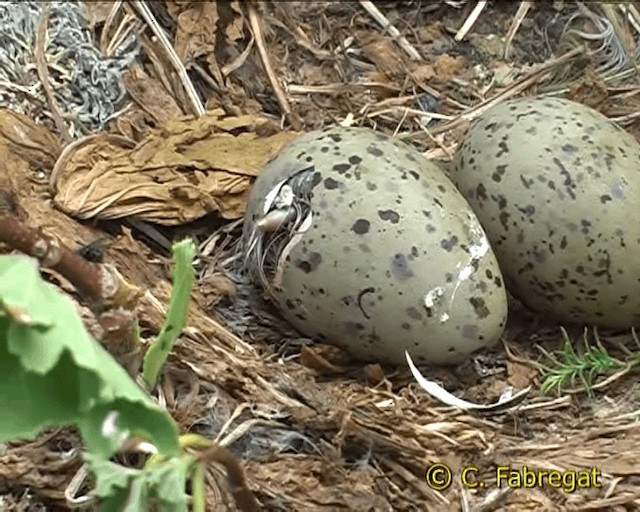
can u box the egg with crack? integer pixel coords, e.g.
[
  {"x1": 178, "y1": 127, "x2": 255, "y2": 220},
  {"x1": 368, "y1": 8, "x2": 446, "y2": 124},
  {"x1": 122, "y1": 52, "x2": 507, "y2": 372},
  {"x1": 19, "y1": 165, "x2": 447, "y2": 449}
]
[{"x1": 241, "y1": 126, "x2": 508, "y2": 365}]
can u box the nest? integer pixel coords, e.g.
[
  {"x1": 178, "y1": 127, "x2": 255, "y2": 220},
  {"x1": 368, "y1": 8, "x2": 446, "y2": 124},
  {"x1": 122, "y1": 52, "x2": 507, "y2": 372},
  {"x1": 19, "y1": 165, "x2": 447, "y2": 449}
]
[{"x1": 1, "y1": 1, "x2": 640, "y2": 510}]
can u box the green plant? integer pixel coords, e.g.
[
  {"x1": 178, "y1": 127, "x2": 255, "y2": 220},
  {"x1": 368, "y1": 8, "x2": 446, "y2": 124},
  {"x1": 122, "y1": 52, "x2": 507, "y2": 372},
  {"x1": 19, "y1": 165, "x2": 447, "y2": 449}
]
[
  {"x1": 0, "y1": 240, "x2": 254, "y2": 511},
  {"x1": 537, "y1": 327, "x2": 639, "y2": 395},
  {"x1": 142, "y1": 239, "x2": 195, "y2": 390}
]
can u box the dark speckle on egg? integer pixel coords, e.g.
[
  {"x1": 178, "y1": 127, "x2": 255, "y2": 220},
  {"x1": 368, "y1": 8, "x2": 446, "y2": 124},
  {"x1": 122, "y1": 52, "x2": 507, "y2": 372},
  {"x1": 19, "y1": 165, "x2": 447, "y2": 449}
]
[
  {"x1": 440, "y1": 236, "x2": 459, "y2": 252},
  {"x1": 492, "y1": 165, "x2": 507, "y2": 183},
  {"x1": 406, "y1": 307, "x2": 422, "y2": 320},
  {"x1": 294, "y1": 251, "x2": 322, "y2": 273},
  {"x1": 324, "y1": 177, "x2": 339, "y2": 189},
  {"x1": 469, "y1": 297, "x2": 490, "y2": 319},
  {"x1": 462, "y1": 324, "x2": 479, "y2": 339},
  {"x1": 391, "y1": 253, "x2": 414, "y2": 280},
  {"x1": 366, "y1": 144, "x2": 384, "y2": 157},
  {"x1": 378, "y1": 209, "x2": 400, "y2": 224},
  {"x1": 352, "y1": 219, "x2": 370, "y2": 234}
]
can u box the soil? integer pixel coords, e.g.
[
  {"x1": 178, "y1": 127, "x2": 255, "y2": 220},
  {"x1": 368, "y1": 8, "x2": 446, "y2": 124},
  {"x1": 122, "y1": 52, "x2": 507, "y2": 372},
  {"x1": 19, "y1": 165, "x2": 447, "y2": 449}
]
[{"x1": 1, "y1": 1, "x2": 640, "y2": 511}]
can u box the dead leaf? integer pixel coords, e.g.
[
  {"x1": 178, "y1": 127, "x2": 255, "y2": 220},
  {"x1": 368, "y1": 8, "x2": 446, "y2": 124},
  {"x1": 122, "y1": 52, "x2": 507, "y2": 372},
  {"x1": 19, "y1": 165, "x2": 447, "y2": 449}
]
[
  {"x1": 225, "y1": 1, "x2": 245, "y2": 42},
  {"x1": 357, "y1": 31, "x2": 406, "y2": 79},
  {"x1": 568, "y1": 68, "x2": 609, "y2": 108},
  {"x1": 410, "y1": 63, "x2": 436, "y2": 82},
  {"x1": 174, "y1": 2, "x2": 219, "y2": 64},
  {"x1": 122, "y1": 64, "x2": 183, "y2": 124},
  {"x1": 52, "y1": 110, "x2": 300, "y2": 225},
  {"x1": 80, "y1": 1, "x2": 115, "y2": 30},
  {"x1": 199, "y1": 272, "x2": 237, "y2": 307},
  {"x1": 363, "y1": 363, "x2": 386, "y2": 385},
  {"x1": 506, "y1": 359, "x2": 538, "y2": 389},
  {"x1": 0, "y1": 109, "x2": 60, "y2": 170},
  {"x1": 433, "y1": 54, "x2": 466, "y2": 81}
]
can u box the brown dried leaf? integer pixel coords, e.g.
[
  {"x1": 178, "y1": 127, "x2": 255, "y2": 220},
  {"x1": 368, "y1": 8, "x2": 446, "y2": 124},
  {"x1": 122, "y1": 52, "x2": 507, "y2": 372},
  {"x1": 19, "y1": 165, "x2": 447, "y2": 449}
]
[
  {"x1": 0, "y1": 438, "x2": 79, "y2": 502},
  {"x1": 506, "y1": 359, "x2": 538, "y2": 389},
  {"x1": 225, "y1": 1, "x2": 245, "y2": 42},
  {"x1": 52, "y1": 110, "x2": 300, "y2": 225},
  {"x1": 199, "y1": 272, "x2": 237, "y2": 308},
  {"x1": 568, "y1": 68, "x2": 609, "y2": 108},
  {"x1": 433, "y1": 54, "x2": 466, "y2": 82},
  {"x1": 363, "y1": 363, "x2": 386, "y2": 385},
  {"x1": 80, "y1": 1, "x2": 115, "y2": 30},
  {"x1": 122, "y1": 64, "x2": 183, "y2": 123},
  {"x1": 174, "y1": 2, "x2": 219, "y2": 63},
  {"x1": 356, "y1": 31, "x2": 406, "y2": 79},
  {"x1": 410, "y1": 63, "x2": 436, "y2": 82},
  {"x1": 0, "y1": 109, "x2": 60, "y2": 169}
]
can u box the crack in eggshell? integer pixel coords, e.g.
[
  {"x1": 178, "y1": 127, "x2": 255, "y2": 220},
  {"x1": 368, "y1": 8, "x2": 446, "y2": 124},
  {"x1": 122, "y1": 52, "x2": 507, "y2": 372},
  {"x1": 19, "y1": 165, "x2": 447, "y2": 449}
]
[
  {"x1": 262, "y1": 177, "x2": 291, "y2": 213},
  {"x1": 424, "y1": 213, "x2": 491, "y2": 325},
  {"x1": 274, "y1": 210, "x2": 314, "y2": 288}
]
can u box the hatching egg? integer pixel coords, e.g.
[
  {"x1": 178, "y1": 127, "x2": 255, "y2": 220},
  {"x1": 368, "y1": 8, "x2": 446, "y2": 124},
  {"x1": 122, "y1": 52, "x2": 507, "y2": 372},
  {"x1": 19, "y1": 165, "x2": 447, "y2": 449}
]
[
  {"x1": 241, "y1": 126, "x2": 507, "y2": 365},
  {"x1": 451, "y1": 97, "x2": 640, "y2": 328}
]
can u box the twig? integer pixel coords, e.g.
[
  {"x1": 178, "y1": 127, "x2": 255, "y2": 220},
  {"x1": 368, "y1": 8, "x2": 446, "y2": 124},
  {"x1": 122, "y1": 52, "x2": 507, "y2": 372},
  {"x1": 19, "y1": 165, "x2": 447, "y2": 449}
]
[
  {"x1": 34, "y1": 2, "x2": 72, "y2": 144},
  {"x1": 0, "y1": 213, "x2": 140, "y2": 310},
  {"x1": 504, "y1": 1, "x2": 533, "y2": 59},
  {"x1": 414, "y1": 120, "x2": 454, "y2": 160},
  {"x1": 197, "y1": 445, "x2": 260, "y2": 512},
  {"x1": 403, "y1": 45, "x2": 585, "y2": 139},
  {"x1": 288, "y1": 82, "x2": 399, "y2": 95},
  {"x1": 100, "y1": 0, "x2": 124, "y2": 54},
  {"x1": 455, "y1": 0, "x2": 488, "y2": 42},
  {"x1": 358, "y1": 0, "x2": 422, "y2": 60},
  {"x1": 106, "y1": 12, "x2": 139, "y2": 58},
  {"x1": 622, "y1": 3, "x2": 640, "y2": 36},
  {"x1": 247, "y1": 3, "x2": 302, "y2": 130},
  {"x1": 468, "y1": 487, "x2": 513, "y2": 512},
  {"x1": 130, "y1": 0, "x2": 205, "y2": 117}
]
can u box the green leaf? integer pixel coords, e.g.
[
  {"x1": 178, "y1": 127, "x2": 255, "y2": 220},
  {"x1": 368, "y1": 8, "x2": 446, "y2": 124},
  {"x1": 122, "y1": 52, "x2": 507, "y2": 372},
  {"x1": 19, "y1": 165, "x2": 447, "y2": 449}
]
[
  {"x1": 0, "y1": 254, "x2": 179, "y2": 459},
  {"x1": 142, "y1": 239, "x2": 196, "y2": 389},
  {"x1": 0, "y1": 256, "x2": 56, "y2": 327},
  {"x1": 86, "y1": 453, "x2": 191, "y2": 512}
]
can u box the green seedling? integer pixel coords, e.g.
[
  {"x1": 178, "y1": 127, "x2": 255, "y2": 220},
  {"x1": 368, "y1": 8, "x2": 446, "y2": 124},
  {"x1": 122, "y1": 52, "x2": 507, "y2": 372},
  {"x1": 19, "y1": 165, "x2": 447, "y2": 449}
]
[
  {"x1": 538, "y1": 326, "x2": 638, "y2": 396},
  {"x1": 142, "y1": 239, "x2": 196, "y2": 390}
]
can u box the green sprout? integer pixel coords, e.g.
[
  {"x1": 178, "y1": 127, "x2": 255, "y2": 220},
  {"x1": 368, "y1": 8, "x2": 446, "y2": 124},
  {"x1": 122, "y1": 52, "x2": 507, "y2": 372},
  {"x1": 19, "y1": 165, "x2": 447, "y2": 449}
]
[
  {"x1": 537, "y1": 327, "x2": 640, "y2": 396},
  {"x1": 142, "y1": 239, "x2": 196, "y2": 390}
]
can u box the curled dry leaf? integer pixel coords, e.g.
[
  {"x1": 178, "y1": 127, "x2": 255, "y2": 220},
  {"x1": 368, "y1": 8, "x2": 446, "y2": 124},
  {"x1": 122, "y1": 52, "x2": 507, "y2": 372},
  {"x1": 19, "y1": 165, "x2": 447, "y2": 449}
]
[{"x1": 51, "y1": 109, "x2": 301, "y2": 225}]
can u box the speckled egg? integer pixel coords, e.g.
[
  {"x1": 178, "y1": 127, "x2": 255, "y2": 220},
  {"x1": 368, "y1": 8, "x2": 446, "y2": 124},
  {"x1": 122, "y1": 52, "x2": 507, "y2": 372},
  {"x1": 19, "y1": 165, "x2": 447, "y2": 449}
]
[
  {"x1": 241, "y1": 126, "x2": 508, "y2": 365},
  {"x1": 451, "y1": 97, "x2": 640, "y2": 328}
]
